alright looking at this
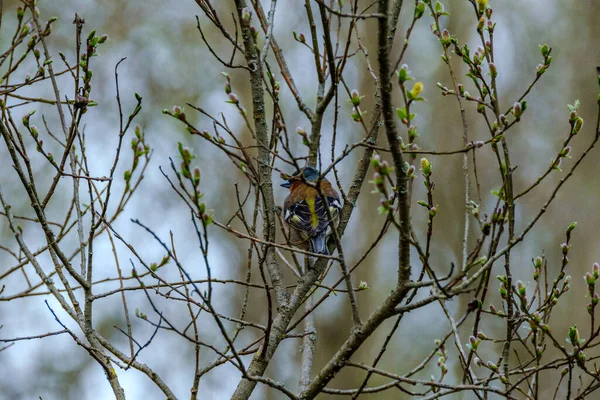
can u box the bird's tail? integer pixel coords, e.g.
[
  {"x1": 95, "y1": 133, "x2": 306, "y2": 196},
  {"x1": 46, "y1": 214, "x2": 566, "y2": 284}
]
[{"x1": 309, "y1": 234, "x2": 328, "y2": 255}]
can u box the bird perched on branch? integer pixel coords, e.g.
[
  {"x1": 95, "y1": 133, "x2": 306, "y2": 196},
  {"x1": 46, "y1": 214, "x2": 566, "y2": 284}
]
[{"x1": 281, "y1": 166, "x2": 342, "y2": 255}]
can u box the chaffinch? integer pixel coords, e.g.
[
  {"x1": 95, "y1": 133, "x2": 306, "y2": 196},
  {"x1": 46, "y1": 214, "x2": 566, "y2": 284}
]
[{"x1": 281, "y1": 166, "x2": 342, "y2": 255}]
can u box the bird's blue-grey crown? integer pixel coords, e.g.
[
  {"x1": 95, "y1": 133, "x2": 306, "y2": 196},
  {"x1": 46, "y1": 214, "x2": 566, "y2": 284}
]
[{"x1": 280, "y1": 166, "x2": 320, "y2": 188}]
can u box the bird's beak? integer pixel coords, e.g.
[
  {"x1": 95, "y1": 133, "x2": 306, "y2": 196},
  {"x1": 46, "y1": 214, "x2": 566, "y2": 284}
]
[{"x1": 280, "y1": 181, "x2": 291, "y2": 189}]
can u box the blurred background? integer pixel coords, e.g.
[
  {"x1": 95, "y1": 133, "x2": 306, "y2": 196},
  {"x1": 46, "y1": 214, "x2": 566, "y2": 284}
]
[{"x1": 0, "y1": 0, "x2": 599, "y2": 399}]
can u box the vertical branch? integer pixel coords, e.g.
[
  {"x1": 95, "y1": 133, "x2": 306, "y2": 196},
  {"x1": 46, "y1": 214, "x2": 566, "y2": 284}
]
[
  {"x1": 304, "y1": 0, "x2": 324, "y2": 167},
  {"x1": 259, "y1": 0, "x2": 277, "y2": 65},
  {"x1": 235, "y1": 0, "x2": 288, "y2": 307},
  {"x1": 441, "y1": 56, "x2": 470, "y2": 274},
  {"x1": 306, "y1": 1, "x2": 338, "y2": 168},
  {"x1": 376, "y1": 0, "x2": 410, "y2": 286},
  {"x1": 231, "y1": 1, "x2": 289, "y2": 397},
  {"x1": 298, "y1": 292, "x2": 316, "y2": 393},
  {"x1": 71, "y1": 15, "x2": 87, "y2": 279}
]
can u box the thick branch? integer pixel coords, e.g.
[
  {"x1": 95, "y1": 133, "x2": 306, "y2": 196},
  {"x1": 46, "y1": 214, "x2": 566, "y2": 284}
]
[
  {"x1": 376, "y1": 0, "x2": 411, "y2": 286},
  {"x1": 230, "y1": 0, "x2": 290, "y2": 397}
]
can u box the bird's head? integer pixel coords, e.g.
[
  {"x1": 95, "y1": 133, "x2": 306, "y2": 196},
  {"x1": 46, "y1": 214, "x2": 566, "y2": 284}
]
[{"x1": 280, "y1": 166, "x2": 320, "y2": 188}]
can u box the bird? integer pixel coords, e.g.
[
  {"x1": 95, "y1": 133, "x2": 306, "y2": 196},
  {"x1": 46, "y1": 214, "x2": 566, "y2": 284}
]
[{"x1": 281, "y1": 166, "x2": 342, "y2": 255}]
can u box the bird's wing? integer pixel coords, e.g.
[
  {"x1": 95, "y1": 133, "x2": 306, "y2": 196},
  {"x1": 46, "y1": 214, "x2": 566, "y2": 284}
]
[
  {"x1": 283, "y1": 182, "x2": 342, "y2": 237},
  {"x1": 284, "y1": 199, "x2": 319, "y2": 237}
]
